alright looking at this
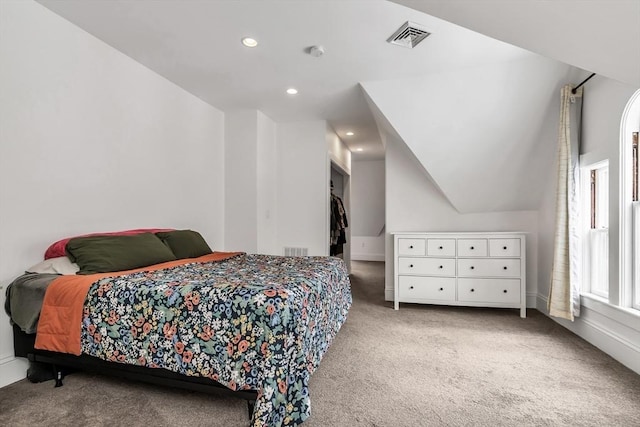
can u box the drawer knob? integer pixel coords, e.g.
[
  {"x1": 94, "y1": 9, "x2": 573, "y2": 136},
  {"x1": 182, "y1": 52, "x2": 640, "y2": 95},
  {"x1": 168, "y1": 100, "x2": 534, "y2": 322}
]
[
  {"x1": 470, "y1": 266, "x2": 475, "y2": 270},
  {"x1": 409, "y1": 264, "x2": 414, "y2": 268},
  {"x1": 503, "y1": 266, "x2": 508, "y2": 270},
  {"x1": 439, "y1": 246, "x2": 443, "y2": 249},
  {"x1": 470, "y1": 246, "x2": 475, "y2": 250},
  {"x1": 470, "y1": 288, "x2": 475, "y2": 292},
  {"x1": 410, "y1": 286, "x2": 414, "y2": 290},
  {"x1": 503, "y1": 246, "x2": 507, "y2": 250},
  {"x1": 409, "y1": 245, "x2": 414, "y2": 249},
  {"x1": 439, "y1": 287, "x2": 444, "y2": 291},
  {"x1": 439, "y1": 265, "x2": 443, "y2": 269},
  {"x1": 503, "y1": 289, "x2": 508, "y2": 293}
]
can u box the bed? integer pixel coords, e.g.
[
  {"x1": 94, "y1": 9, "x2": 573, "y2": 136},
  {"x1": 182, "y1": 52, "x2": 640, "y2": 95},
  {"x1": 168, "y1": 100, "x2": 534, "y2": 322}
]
[{"x1": 5, "y1": 230, "x2": 352, "y2": 426}]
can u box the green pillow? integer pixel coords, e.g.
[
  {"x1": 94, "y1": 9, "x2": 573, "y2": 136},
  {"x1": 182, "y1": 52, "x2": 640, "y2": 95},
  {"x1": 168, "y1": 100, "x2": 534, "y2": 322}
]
[
  {"x1": 66, "y1": 233, "x2": 177, "y2": 274},
  {"x1": 155, "y1": 230, "x2": 213, "y2": 259}
]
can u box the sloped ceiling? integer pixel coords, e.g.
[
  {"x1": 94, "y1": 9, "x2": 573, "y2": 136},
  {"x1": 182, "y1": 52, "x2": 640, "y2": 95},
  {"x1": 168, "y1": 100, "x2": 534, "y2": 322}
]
[
  {"x1": 362, "y1": 56, "x2": 583, "y2": 213},
  {"x1": 34, "y1": 0, "x2": 595, "y2": 214},
  {"x1": 35, "y1": 0, "x2": 548, "y2": 160},
  {"x1": 391, "y1": 0, "x2": 640, "y2": 87},
  {"x1": 36, "y1": 0, "x2": 400, "y2": 159}
]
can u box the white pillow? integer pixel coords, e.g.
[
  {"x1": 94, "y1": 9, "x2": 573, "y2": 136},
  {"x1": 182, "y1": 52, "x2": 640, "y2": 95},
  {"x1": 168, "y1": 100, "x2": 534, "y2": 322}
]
[{"x1": 26, "y1": 256, "x2": 79, "y2": 275}]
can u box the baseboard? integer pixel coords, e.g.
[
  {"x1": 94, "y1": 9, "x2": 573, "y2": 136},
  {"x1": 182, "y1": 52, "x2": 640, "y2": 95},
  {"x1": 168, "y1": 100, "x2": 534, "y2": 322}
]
[
  {"x1": 536, "y1": 293, "x2": 640, "y2": 375},
  {"x1": 385, "y1": 288, "x2": 393, "y2": 302},
  {"x1": 526, "y1": 292, "x2": 538, "y2": 308},
  {"x1": 351, "y1": 253, "x2": 385, "y2": 262},
  {"x1": 0, "y1": 356, "x2": 27, "y2": 388},
  {"x1": 536, "y1": 294, "x2": 548, "y2": 313}
]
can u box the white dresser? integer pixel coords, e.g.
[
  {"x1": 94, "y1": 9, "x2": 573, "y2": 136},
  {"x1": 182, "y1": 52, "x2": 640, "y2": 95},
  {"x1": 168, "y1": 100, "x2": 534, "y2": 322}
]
[{"x1": 393, "y1": 232, "x2": 526, "y2": 318}]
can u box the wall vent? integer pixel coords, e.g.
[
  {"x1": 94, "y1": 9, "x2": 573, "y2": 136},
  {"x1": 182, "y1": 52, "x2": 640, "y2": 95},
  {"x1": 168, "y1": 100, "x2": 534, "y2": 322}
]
[
  {"x1": 284, "y1": 247, "x2": 308, "y2": 257},
  {"x1": 387, "y1": 21, "x2": 431, "y2": 48}
]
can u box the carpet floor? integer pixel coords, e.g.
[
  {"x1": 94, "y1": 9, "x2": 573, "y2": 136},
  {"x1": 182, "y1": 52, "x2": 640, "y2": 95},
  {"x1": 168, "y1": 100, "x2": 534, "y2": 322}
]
[{"x1": 1, "y1": 261, "x2": 639, "y2": 426}]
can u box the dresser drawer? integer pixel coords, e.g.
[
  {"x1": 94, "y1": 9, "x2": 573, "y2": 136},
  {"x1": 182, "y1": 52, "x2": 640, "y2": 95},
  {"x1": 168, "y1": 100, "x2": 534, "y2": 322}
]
[
  {"x1": 398, "y1": 238, "x2": 426, "y2": 256},
  {"x1": 398, "y1": 257, "x2": 456, "y2": 276},
  {"x1": 398, "y1": 276, "x2": 456, "y2": 301},
  {"x1": 426, "y1": 239, "x2": 456, "y2": 256},
  {"x1": 457, "y1": 278, "x2": 520, "y2": 303},
  {"x1": 457, "y1": 258, "x2": 520, "y2": 277},
  {"x1": 457, "y1": 239, "x2": 488, "y2": 257},
  {"x1": 489, "y1": 239, "x2": 521, "y2": 257}
]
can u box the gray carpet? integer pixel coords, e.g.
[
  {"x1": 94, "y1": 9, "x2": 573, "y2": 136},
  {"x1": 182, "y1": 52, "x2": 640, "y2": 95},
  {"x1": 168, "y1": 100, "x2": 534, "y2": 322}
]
[{"x1": 1, "y1": 261, "x2": 639, "y2": 426}]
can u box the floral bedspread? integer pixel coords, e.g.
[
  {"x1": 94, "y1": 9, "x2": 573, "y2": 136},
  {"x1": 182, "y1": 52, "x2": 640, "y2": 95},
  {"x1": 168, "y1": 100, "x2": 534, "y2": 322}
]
[{"x1": 80, "y1": 254, "x2": 352, "y2": 426}]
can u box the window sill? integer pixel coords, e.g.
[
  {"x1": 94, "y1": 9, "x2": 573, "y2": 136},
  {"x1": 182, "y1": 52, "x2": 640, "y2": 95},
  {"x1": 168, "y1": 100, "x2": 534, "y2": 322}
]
[
  {"x1": 580, "y1": 293, "x2": 640, "y2": 331},
  {"x1": 581, "y1": 292, "x2": 609, "y2": 305}
]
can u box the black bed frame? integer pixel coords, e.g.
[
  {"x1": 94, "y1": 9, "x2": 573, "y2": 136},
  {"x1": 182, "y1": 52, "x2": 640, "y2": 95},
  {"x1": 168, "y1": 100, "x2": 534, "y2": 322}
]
[{"x1": 13, "y1": 324, "x2": 257, "y2": 418}]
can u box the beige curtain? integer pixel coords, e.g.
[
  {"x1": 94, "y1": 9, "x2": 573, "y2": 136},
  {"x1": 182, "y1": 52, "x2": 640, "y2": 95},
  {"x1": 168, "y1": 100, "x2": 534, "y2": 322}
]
[{"x1": 549, "y1": 85, "x2": 583, "y2": 321}]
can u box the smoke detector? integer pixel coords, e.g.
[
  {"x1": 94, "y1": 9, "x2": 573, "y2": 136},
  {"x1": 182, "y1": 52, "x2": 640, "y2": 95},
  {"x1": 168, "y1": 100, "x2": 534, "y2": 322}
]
[
  {"x1": 387, "y1": 21, "x2": 431, "y2": 48},
  {"x1": 308, "y1": 45, "x2": 325, "y2": 57}
]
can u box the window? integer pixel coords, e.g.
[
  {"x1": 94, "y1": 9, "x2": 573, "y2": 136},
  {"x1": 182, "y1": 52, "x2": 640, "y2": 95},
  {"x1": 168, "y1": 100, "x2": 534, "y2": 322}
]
[
  {"x1": 632, "y1": 132, "x2": 638, "y2": 202},
  {"x1": 632, "y1": 132, "x2": 640, "y2": 309},
  {"x1": 582, "y1": 160, "x2": 609, "y2": 298},
  {"x1": 621, "y1": 88, "x2": 640, "y2": 311}
]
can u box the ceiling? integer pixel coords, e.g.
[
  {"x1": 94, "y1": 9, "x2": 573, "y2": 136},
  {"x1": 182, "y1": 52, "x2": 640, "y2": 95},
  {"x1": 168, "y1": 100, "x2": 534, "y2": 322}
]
[
  {"x1": 38, "y1": 0, "x2": 539, "y2": 160},
  {"x1": 391, "y1": 0, "x2": 640, "y2": 88}
]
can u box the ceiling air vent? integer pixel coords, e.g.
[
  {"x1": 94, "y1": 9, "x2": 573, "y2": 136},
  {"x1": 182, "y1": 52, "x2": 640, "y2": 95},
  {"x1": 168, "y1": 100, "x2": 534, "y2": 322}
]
[{"x1": 387, "y1": 21, "x2": 431, "y2": 48}]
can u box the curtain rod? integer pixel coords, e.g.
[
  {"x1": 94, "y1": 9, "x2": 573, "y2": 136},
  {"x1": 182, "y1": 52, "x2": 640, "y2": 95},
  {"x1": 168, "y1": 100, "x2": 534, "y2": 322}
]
[{"x1": 572, "y1": 73, "x2": 596, "y2": 94}]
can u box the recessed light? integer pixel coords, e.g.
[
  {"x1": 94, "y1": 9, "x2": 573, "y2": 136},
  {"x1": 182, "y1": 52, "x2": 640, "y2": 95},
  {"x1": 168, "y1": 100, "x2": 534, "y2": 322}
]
[
  {"x1": 355, "y1": 148, "x2": 364, "y2": 152},
  {"x1": 241, "y1": 37, "x2": 258, "y2": 48},
  {"x1": 346, "y1": 131, "x2": 354, "y2": 136},
  {"x1": 286, "y1": 88, "x2": 298, "y2": 95}
]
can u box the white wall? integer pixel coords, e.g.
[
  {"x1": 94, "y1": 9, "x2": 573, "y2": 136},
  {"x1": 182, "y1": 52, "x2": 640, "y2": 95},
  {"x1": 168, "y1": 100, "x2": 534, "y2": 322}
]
[
  {"x1": 351, "y1": 160, "x2": 385, "y2": 261},
  {"x1": 0, "y1": 0, "x2": 225, "y2": 387},
  {"x1": 385, "y1": 133, "x2": 539, "y2": 303},
  {"x1": 256, "y1": 111, "x2": 278, "y2": 255},
  {"x1": 225, "y1": 118, "x2": 341, "y2": 258},
  {"x1": 537, "y1": 75, "x2": 640, "y2": 374},
  {"x1": 362, "y1": 56, "x2": 577, "y2": 214},
  {"x1": 224, "y1": 110, "x2": 278, "y2": 254},
  {"x1": 327, "y1": 129, "x2": 351, "y2": 176},
  {"x1": 276, "y1": 121, "x2": 329, "y2": 256},
  {"x1": 224, "y1": 110, "x2": 258, "y2": 252}
]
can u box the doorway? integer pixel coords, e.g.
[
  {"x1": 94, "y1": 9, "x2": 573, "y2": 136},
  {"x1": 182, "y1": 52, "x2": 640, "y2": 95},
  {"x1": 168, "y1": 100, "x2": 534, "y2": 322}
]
[{"x1": 330, "y1": 161, "x2": 351, "y2": 272}]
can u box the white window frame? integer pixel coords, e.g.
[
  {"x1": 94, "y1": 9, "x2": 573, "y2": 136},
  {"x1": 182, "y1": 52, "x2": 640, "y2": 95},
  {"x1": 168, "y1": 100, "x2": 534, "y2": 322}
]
[
  {"x1": 580, "y1": 158, "x2": 609, "y2": 298},
  {"x1": 632, "y1": 201, "x2": 640, "y2": 309},
  {"x1": 619, "y1": 89, "x2": 640, "y2": 311}
]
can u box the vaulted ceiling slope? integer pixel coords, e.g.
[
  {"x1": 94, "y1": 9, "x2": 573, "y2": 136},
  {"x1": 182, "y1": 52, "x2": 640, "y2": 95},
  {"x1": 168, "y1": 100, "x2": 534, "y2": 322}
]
[
  {"x1": 36, "y1": 0, "x2": 544, "y2": 159},
  {"x1": 37, "y1": 0, "x2": 594, "y2": 214},
  {"x1": 362, "y1": 57, "x2": 584, "y2": 213},
  {"x1": 391, "y1": 0, "x2": 640, "y2": 87},
  {"x1": 365, "y1": 0, "x2": 631, "y2": 213}
]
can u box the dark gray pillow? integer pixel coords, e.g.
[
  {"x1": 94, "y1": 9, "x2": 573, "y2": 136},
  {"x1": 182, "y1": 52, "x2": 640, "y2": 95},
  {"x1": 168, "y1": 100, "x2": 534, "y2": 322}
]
[
  {"x1": 155, "y1": 230, "x2": 213, "y2": 259},
  {"x1": 66, "y1": 233, "x2": 177, "y2": 274}
]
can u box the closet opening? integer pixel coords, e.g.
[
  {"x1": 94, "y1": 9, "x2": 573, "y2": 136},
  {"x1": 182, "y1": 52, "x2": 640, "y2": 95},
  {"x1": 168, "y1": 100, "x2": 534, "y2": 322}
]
[{"x1": 329, "y1": 161, "x2": 351, "y2": 273}]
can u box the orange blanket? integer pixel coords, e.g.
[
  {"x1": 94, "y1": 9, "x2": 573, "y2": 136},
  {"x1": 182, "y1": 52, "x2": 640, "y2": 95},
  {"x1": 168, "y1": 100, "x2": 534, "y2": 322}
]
[{"x1": 34, "y1": 252, "x2": 240, "y2": 355}]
